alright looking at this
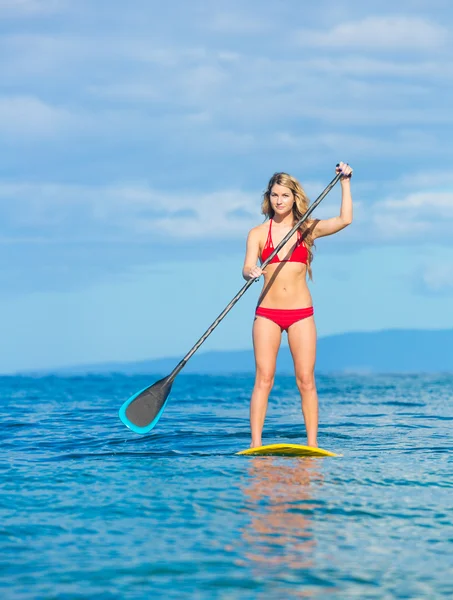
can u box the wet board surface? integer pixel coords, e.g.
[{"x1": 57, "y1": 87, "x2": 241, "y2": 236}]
[{"x1": 236, "y1": 443, "x2": 340, "y2": 457}]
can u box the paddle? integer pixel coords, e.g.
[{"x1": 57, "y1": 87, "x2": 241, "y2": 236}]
[{"x1": 118, "y1": 172, "x2": 343, "y2": 433}]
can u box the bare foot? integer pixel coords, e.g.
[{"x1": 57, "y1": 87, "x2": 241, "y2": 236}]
[{"x1": 250, "y1": 440, "x2": 262, "y2": 448}]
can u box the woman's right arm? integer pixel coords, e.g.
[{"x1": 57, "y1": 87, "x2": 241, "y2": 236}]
[{"x1": 242, "y1": 228, "x2": 264, "y2": 281}]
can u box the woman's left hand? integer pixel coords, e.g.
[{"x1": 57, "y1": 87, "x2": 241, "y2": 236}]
[{"x1": 336, "y1": 162, "x2": 353, "y2": 179}]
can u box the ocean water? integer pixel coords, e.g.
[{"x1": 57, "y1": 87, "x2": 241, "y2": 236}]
[{"x1": 1, "y1": 373, "x2": 452, "y2": 599}]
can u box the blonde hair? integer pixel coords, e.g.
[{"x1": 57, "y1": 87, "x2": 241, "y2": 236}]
[{"x1": 261, "y1": 172, "x2": 317, "y2": 279}]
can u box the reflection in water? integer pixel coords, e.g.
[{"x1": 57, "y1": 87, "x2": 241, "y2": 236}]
[{"x1": 239, "y1": 458, "x2": 337, "y2": 598}]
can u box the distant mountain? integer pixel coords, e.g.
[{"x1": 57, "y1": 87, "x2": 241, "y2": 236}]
[{"x1": 51, "y1": 329, "x2": 453, "y2": 375}]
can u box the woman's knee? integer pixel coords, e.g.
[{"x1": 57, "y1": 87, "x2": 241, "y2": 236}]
[
  {"x1": 255, "y1": 369, "x2": 275, "y2": 391},
  {"x1": 295, "y1": 371, "x2": 316, "y2": 393}
]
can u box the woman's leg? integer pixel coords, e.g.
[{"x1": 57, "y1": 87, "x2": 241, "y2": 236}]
[
  {"x1": 287, "y1": 316, "x2": 318, "y2": 447},
  {"x1": 250, "y1": 316, "x2": 282, "y2": 447}
]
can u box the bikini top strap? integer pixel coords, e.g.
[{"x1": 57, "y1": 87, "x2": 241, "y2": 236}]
[{"x1": 264, "y1": 218, "x2": 273, "y2": 249}]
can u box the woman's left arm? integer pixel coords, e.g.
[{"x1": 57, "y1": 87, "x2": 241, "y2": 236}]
[{"x1": 312, "y1": 162, "x2": 353, "y2": 240}]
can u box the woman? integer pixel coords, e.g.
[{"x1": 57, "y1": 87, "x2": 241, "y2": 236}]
[{"x1": 242, "y1": 162, "x2": 353, "y2": 448}]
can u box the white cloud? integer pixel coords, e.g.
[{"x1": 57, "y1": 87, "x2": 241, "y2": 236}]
[
  {"x1": 295, "y1": 16, "x2": 448, "y2": 51},
  {"x1": 399, "y1": 171, "x2": 453, "y2": 189},
  {"x1": 0, "y1": 94, "x2": 173, "y2": 142},
  {"x1": 89, "y1": 83, "x2": 162, "y2": 102},
  {"x1": 292, "y1": 106, "x2": 453, "y2": 127},
  {"x1": 0, "y1": 35, "x2": 196, "y2": 83},
  {"x1": 0, "y1": 4, "x2": 452, "y2": 252},
  {"x1": 371, "y1": 213, "x2": 431, "y2": 237},
  {"x1": 417, "y1": 264, "x2": 453, "y2": 295},
  {"x1": 206, "y1": 11, "x2": 270, "y2": 34},
  {"x1": 0, "y1": 0, "x2": 63, "y2": 16},
  {"x1": 1, "y1": 174, "x2": 453, "y2": 251},
  {"x1": 354, "y1": 191, "x2": 453, "y2": 243},
  {"x1": 273, "y1": 129, "x2": 441, "y2": 158},
  {"x1": 299, "y1": 57, "x2": 453, "y2": 80},
  {"x1": 0, "y1": 34, "x2": 81, "y2": 77},
  {"x1": 1, "y1": 28, "x2": 452, "y2": 142},
  {"x1": 380, "y1": 192, "x2": 453, "y2": 218},
  {"x1": 304, "y1": 178, "x2": 453, "y2": 246},
  {"x1": 0, "y1": 96, "x2": 79, "y2": 138},
  {"x1": 0, "y1": 182, "x2": 262, "y2": 242},
  {"x1": 84, "y1": 48, "x2": 452, "y2": 129}
]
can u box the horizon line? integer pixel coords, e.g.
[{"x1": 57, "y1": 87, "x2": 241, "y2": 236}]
[{"x1": 3, "y1": 325, "x2": 453, "y2": 377}]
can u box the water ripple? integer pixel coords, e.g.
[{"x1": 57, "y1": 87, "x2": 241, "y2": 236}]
[{"x1": 1, "y1": 373, "x2": 453, "y2": 599}]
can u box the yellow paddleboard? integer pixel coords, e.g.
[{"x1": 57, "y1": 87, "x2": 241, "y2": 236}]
[{"x1": 236, "y1": 443, "x2": 340, "y2": 457}]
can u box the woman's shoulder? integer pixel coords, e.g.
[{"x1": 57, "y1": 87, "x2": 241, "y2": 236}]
[{"x1": 248, "y1": 220, "x2": 269, "y2": 237}]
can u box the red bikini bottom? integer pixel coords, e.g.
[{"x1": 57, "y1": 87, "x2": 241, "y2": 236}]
[{"x1": 255, "y1": 306, "x2": 314, "y2": 331}]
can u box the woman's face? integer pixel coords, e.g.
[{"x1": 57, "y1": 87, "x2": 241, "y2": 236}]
[{"x1": 270, "y1": 184, "x2": 294, "y2": 215}]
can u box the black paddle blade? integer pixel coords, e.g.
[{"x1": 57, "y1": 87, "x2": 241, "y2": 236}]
[{"x1": 118, "y1": 376, "x2": 173, "y2": 433}]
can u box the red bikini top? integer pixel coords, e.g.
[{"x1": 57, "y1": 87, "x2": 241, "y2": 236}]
[{"x1": 261, "y1": 219, "x2": 308, "y2": 265}]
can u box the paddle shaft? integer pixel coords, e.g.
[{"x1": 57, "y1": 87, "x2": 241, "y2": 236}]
[{"x1": 167, "y1": 173, "x2": 342, "y2": 383}]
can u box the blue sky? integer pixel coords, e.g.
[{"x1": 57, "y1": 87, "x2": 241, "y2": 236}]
[{"x1": 1, "y1": 0, "x2": 453, "y2": 373}]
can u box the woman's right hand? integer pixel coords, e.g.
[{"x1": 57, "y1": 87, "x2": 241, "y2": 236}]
[{"x1": 247, "y1": 266, "x2": 265, "y2": 280}]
